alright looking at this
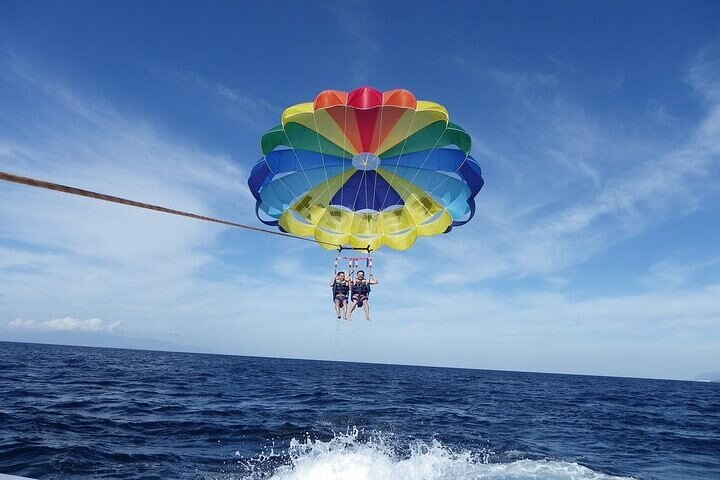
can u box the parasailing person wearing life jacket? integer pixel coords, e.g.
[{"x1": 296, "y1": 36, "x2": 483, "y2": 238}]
[
  {"x1": 348, "y1": 270, "x2": 378, "y2": 321},
  {"x1": 330, "y1": 271, "x2": 351, "y2": 320}
]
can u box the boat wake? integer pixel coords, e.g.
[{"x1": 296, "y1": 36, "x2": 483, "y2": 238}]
[{"x1": 240, "y1": 429, "x2": 633, "y2": 480}]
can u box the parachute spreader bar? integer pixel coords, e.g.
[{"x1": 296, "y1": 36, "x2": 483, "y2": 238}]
[{"x1": 337, "y1": 244, "x2": 373, "y2": 254}]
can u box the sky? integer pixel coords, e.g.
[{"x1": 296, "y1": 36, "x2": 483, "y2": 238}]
[{"x1": 1, "y1": 0, "x2": 719, "y2": 380}]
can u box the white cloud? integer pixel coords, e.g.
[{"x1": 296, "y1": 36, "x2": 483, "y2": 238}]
[
  {"x1": 0, "y1": 55, "x2": 268, "y2": 341},
  {"x1": 166, "y1": 69, "x2": 278, "y2": 127},
  {"x1": 439, "y1": 52, "x2": 720, "y2": 283},
  {"x1": 332, "y1": 0, "x2": 379, "y2": 84},
  {"x1": 334, "y1": 280, "x2": 720, "y2": 379},
  {"x1": 687, "y1": 45, "x2": 720, "y2": 102},
  {"x1": 0, "y1": 56, "x2": 254, "y2": 265},
  {"x1": 484, "y1": 67, "x2": 559, "y2": 92},
  {"x1": 8, "y1": 316, "x2": 121, "y2": 332},
  {"x1": 645, "y1": 255, "x2": 720, "y2": 289}
]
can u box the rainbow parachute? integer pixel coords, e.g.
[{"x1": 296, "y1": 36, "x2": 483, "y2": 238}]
[{"x1": 248, "y1": 87, "x2": 484, "y2": 251}]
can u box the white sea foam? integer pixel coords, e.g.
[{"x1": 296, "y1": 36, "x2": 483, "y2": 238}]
[{"x1": 256, "y1": 429, "x2": 633, "y2": 480}]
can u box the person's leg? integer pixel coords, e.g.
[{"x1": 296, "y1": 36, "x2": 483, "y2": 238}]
[
  {"x1": 348, "y1": 297, "x2": 358, "y2": 320},
  {"x1": 334, "y1": 299, "x2": 341, "y2": 318},
  {"x1": 363, "y1": 299, "x2": 370, "y2": 320}
]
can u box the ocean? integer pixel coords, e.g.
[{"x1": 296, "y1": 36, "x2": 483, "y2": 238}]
[{"x1": 0, "y1": 341, "x2": 718, "y2": 479}]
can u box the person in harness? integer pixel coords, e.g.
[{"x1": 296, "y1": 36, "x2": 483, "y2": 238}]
[
  {"x1": 330, "y1": 271, "x2": 350, "y2": 319},
  {"x1": 348, "y1": 270, "x2": 378, "y2": 321}
]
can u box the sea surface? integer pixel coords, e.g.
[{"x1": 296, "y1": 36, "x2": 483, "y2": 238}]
[{"x1": 0, "y1": 341, "x2": 718, "y2": 480}]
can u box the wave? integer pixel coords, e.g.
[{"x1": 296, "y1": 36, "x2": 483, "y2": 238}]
[{"x1": 241, "y1": 429, "x2": 633, "y2": 480}]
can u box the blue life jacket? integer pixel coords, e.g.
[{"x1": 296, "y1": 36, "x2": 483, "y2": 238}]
[
  {"x1": 353, "y1": 280, "x2": 370, "y2": 296},
  {"x1": 333, "y1": 281, "x2": 349, "y2": 296}
]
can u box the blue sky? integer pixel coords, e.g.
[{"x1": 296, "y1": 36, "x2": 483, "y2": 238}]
[{"x1": 1, "y1": 0, "x2": 719, "y2": 380}]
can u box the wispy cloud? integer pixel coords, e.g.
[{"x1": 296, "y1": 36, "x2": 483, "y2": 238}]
[
  {"x1": 344, "y1": 279, "x2": 720, "y2": 379},
  {"x1": 165, "y1": 69, "x2": 278, "y2": 127},
  {"x1": 332, "y1": 0, "x2": 379, "y2": 84},
  {"x1": 687, "y1": 45, "x2": 720, "y2": 102},
  {"x1": 645, "y1": 255, "x2": 720, "y2": 289},
  {"x1": 484, "y1": 68, "x2": 559, "y2": 92},
  {"x1": 0, "y1": 56, "x2": 253, "y2": 257},
  {"x1": 0, "y1": 55, "x2": 266, "y2": 340},
  {"x1": 8, "y1": 317, "x2": 121, "y2": 333},
  {"x1": 441, "y1": 53, "x2": 720, "y2": 283}
]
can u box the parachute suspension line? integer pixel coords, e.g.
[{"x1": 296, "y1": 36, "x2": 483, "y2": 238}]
[
  {"x1": 379, "y1": 109, "x2": 417, "y2": 211},
  {"x1": 378, "y1": 108, "x2": 436, "y2": 234},
  {"x1": 340, "y1": 102, "x2": 349, "y2": 222},
  {"x1": 311, "y1": 107, "x2": 332, "y2": 208},
  {"x1": 370, "y1": 92, "x2": 386, "y2": 231},
  {"x1": 261, "y1": 126, "x2": 307, "y2": 221},
  {"x1": 259, "y1": 151, "x2": 301, "y2": 226},
  {"x1": 345, "y1": 165, "x2": 368, "y2": 251},
  {"x1": 349, "y1": 166, "x2": 368, "y2": 231},
  {"x1": 391, "y1": 116, "x2": 453, "y2": 219},
  {"x1": 381, "y1": 109, "x2": 450, "y2": 222},
  {"x1": 335, "y1": 254, "x2": 373, "y2": 281},
  {"x1": 272, "y1": 116, "x2": 318, "y2": 247},
  {"x1": 344, "y1": 93, "x2": 370, "y2": 253},
  {"x1": 392, "y1": 122, "x2": 451, "y2": 220},
  {"x1": 424, "y1": 153, "x2": 473, "y2": 212},
  {"x1": 280, "y1": 118, "x2": 316, "y2": 199},
  {"x1": 0, "y1": 171, "x2": 342, "y2": 249},
  {"x1": 374, "y1": 108, "x2": 432, "y2": 243}
]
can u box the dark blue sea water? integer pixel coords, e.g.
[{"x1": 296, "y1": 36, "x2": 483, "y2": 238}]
[{"x1": 0, "y1": 342, "x2": 718, "y2": 480}]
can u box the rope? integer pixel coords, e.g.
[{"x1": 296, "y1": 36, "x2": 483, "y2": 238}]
[{"x1": 0, "y1": 171, "x2": 342, "y2": 249}]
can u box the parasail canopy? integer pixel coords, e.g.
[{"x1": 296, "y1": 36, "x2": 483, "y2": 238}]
[{"x1": 248, "y1": 87, "x2": 484, "y2": 251}]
